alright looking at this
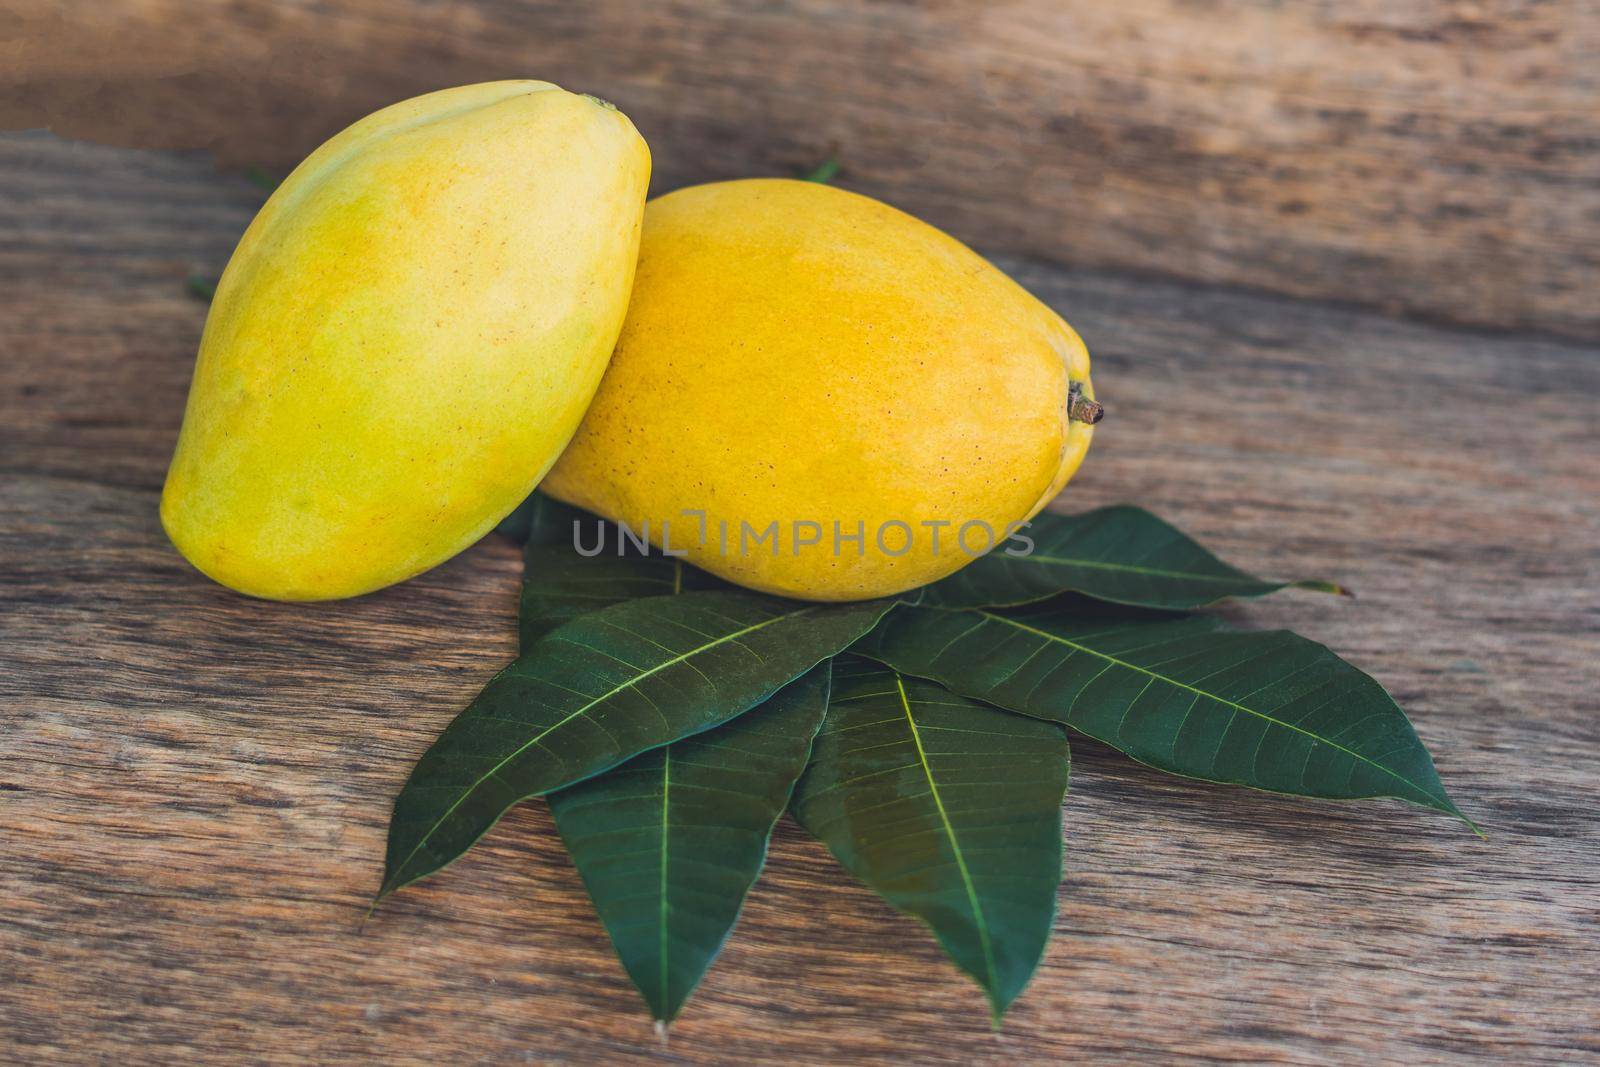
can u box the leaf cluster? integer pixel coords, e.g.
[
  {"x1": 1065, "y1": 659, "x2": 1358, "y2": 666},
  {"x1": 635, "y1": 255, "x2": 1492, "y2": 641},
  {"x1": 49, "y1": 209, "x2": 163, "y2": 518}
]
[{"x1": 377, "y1": 494, "x2": 1467, "y2": 1022}]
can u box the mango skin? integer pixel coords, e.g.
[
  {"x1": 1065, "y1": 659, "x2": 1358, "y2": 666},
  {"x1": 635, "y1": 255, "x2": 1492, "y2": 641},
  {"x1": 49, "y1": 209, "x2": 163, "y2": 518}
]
[
  {"x1": 161, "y1": 82, "x2": 650, "y2": 600},
  {"x1": 542, "y1": 179, "x2": 1095, "y2": 602}
]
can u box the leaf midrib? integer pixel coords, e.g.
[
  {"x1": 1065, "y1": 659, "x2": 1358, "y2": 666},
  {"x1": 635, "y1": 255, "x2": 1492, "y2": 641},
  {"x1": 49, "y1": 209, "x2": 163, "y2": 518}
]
[
  {"x1": 974, "y1": 611, "x2": 1443, "y2": 806},
  {"x1": 657, "y1": 745, "x2": 672, "y2": 1017},
  {"x1": 896, "y1": 672, "x2": 1000, "y2": 1002},
  {"x1": 384, "y1": 606, "x2": 810, "y2": 894},
  {"x1": 993, "y1": 553, "x2": 1258, "y2": 585}
]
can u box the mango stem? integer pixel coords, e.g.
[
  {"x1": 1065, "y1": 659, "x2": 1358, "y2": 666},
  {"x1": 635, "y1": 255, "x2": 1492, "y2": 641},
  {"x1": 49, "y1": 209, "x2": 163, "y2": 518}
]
[{"x1": 1067, "y1": 382, "x2": 1104, "y2": 424}]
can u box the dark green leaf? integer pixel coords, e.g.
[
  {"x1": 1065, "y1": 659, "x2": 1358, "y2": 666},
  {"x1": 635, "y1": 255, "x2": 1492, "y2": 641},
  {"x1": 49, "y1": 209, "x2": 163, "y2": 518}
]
[
  {"x1": 243, "y1": 164, "x2": 281, "y2": 192},
  {"x1": 496, "y1": 490, "x2": 595, "y2": 544},
  {"x1": 799, "y1": 157, "x2": 840, "y2": 183},
  {"x1": 549, "y1": 663, "x2": 831, "y2": 1022},
  {"x1": 925, "y1": 505, "x2": 1347, "y2": 610},
  {"x1": 791, "y1": 655, "x2": 1070, "y2": 1020},
  {"x1": 521, "y1": 548, "x2": 727, "y2": 651},
  {"x1": 861, "y1": 603, "x2": 1469, "y2": 825},
  {"x1": 185, "y1": 274, "x2": 216, "y2": 302},
  {"x1": 509, "y1": 489, "x2": 727, "y2": 649},
  {"x1": 379, "y1": 590, "x2": 894, "y2": 901}
]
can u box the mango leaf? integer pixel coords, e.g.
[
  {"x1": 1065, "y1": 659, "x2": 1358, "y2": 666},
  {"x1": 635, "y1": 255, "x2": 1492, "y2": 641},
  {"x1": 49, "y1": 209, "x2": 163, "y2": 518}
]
[
  {"x1": 185, "y1": 274, "x2": 217, "y2": 301},
  {"x1": 548, "y1": 663, "x2": 831, "y2": 1022},
  {"x1": 496, "y1": 490, "x2": 595, "y2": 545},
  {"x1": 378, "y1": 590, "x2": 894, "y2": 901},
  {"x1": 925, "y1": 505, "x2": 1347, "y2": 610},
  {"x1": 791, "y1": 655, "x2": 1070, "y2": 1020},
  {"x1": 800, "y1": 157, "x2": 841, "y2": 183},
  {"x1": 860, "y1": 603, "x2": 1469, "y2": 825},
  {"x1": 521, "y1": 548, "x2": 729, "y2": 650},
  {"x1": 511, "y1": 490, "x2": 729, "y2": 648}
]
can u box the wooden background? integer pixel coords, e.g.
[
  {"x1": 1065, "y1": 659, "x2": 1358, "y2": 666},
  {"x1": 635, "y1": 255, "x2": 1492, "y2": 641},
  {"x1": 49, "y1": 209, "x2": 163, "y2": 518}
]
[
  {"x1": 4, "y1": 131, "x2": 1597, "y2": 1064},
  {"x1": 3, "y1": 0, "x2": 1598, "y2": 340},
  {"x1": 4, "y1": 2, "x2": 1600, "y2": 1062}
]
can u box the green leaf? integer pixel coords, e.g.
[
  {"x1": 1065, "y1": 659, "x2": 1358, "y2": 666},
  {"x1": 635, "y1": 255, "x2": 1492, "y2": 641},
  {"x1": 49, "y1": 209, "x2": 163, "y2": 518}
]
[
  {"x1": 861, "y1": 603, "x2": 1469, "y2": 825},
  {"x1": 243, "y1": 164, "x2": 281, "y2": 192},
  {"x1": 185, "y1": 274, "x2": 216, "y2": 302},
  {"x1": 548, "y1": 663, "x2": 831, "y2": 1022},
  {"x1": 791, "y1": 655, "x2": 1070, "y2": 1021},
  {"x1": 496, "y1": 490, "x2": 595, "y2": 544},
  {"x1": 379, "y1": 590, "x2": 894, "y2": 901},
  {"x1": 925, "y1": 505, "x2": 1347, "y2": 610},
  {"x1": 521, "y1": 548, "x2": 727, "y2": 650},
  {"x1": 799, "y1": 157, "x2": 840, "y2": 183},
  {"x1": 508, "y1": 490, "x2": 728, "y2": 649}
]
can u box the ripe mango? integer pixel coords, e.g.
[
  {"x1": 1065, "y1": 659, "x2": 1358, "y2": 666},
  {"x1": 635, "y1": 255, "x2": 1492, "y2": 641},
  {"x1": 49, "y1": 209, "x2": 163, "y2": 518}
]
[
  {"x1": 162, "y1": 81, "x2": 649, "y2": 600},
  {"x1": 542, "y1": 179, "x2": 1099, "y2": 601}
]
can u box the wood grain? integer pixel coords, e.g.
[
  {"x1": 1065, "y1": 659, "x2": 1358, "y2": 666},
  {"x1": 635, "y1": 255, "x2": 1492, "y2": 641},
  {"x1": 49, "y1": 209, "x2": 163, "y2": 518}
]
[
  {"x1": 4, "y1": 0, "x2": 1597, "y2": 341},
  {"x1": 3, "y1": 132, "x2": 1598, "y2": 1063}
]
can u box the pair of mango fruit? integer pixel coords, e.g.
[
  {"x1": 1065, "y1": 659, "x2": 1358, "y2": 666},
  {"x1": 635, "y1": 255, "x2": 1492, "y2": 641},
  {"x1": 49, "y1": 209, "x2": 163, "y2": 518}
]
[{"x1": 162, "y1": 81, "x2": 1099, "y2": 603}]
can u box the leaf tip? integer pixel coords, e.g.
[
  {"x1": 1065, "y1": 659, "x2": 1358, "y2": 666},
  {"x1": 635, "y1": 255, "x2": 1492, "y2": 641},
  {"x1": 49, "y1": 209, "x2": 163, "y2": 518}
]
[
  {"x1": 243, "y1": 164, "x2": 281, "y2": 192},
  {"x1": 185, "y1": 274, "x2": 217, "y2": 302},
  {"x1": 653, "y1": 1019, "x2": 670, "y2": 1045},
  {"x1": 984, "y1": 979, "x2": 1027, "y2": 1029},
  {"x1": 370, "y1": 869, "x2": 410, "y2": 912},
  {"x1": 1426, "y1": 792, "x2": 1482, "y2": 838},
  {"x1": 1296, "y1": 579, "x2": 1353, "y2": 599},
  {"x1": 800, "y1": 156, "x2": 841, "y2": 183}
]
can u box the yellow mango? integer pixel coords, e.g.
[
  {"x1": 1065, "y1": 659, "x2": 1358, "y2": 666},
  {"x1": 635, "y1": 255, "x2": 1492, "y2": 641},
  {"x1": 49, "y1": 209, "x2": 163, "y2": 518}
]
[
  {"x1": 542, "y1": 179, "x2": 1099, "y2": 601},
  {"x1": 162, "y1": 82, "x2": 650, "y2": 600}
]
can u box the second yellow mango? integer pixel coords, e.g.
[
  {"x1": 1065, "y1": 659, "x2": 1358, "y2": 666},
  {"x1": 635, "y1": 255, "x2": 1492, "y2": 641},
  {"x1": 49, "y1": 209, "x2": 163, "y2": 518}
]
[{"x1": 543, "y1": 179, "x2": 1098, "y2": 601}]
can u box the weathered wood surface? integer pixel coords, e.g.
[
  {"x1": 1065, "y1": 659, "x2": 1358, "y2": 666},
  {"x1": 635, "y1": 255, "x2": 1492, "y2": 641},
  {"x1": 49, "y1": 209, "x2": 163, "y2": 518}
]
[
  {"x1": 5, "y1": 0, "x2": 1598, "y2": 341},
  {"x1": 3, "y1": 132, "x2": 1598, "y2": 1064}
]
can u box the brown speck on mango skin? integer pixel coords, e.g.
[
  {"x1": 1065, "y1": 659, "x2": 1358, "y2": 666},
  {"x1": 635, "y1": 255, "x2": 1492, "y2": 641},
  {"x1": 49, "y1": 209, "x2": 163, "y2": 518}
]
[{"x1": 542, "y1": 178, "x2": 1095, "y2": 602}]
